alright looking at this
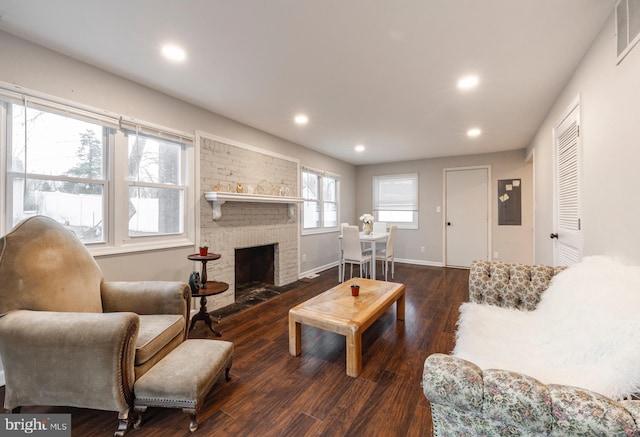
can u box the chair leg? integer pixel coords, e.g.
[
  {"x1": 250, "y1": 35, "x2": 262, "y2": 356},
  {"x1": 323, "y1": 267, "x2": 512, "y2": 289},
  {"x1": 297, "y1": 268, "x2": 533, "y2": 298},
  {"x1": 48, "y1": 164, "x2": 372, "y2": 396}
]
[{"x1": 115, "y1": 408, "x2": 132, "y2": 437}]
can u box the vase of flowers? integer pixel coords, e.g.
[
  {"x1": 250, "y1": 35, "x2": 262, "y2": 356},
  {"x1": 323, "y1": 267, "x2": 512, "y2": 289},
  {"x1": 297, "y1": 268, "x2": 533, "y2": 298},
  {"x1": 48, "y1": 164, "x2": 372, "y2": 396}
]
[{"x1": 360, "y1": 213, "x2": 374, "y2": 235}]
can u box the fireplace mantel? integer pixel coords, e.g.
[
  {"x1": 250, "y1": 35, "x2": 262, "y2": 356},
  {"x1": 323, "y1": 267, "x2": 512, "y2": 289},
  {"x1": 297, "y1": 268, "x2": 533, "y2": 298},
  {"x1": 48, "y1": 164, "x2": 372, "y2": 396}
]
[{"x1": 204, "y1": 191, "x2": 304, "y2": 220}]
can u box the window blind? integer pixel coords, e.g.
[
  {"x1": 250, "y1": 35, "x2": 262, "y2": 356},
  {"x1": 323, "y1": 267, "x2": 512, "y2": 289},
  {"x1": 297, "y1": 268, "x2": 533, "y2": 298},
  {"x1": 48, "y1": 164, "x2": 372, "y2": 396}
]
[{"x1": 373, "y1": 174, "x2": 418, "y2": 212}]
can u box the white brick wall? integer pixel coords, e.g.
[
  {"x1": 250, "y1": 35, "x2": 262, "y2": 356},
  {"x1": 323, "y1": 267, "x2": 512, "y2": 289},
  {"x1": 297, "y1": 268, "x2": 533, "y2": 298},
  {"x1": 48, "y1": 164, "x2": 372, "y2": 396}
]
[{"x1": 199, "y1": 136, "x2": 299, "y2": 310}]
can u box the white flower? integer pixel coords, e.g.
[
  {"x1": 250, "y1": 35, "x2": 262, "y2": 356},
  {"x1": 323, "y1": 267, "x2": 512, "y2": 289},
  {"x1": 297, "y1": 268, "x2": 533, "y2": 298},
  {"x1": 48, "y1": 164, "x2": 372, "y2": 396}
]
[{"x1": 359, "y1": 213, "x2": 374, "y2": 224}]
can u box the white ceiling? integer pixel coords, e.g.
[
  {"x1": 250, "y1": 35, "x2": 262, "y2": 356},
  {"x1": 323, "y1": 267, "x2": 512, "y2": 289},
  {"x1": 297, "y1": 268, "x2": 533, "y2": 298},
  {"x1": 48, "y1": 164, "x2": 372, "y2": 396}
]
[{"x1": 0, "y1": 0, "x2": 614, "y2": 165}]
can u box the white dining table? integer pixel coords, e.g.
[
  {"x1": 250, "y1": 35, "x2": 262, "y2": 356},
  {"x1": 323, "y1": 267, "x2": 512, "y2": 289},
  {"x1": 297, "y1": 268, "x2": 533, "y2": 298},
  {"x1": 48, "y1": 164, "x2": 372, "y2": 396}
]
[{"x1": 338, "y1": 231, "x2": 389, "y2": 282}]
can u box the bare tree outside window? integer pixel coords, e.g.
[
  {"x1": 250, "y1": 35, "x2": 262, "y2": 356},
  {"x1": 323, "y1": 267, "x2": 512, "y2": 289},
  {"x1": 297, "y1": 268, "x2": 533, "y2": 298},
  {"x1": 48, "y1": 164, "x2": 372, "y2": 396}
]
[{"x1": 127, "y1": 133, "x2": 184, "y2": 237}]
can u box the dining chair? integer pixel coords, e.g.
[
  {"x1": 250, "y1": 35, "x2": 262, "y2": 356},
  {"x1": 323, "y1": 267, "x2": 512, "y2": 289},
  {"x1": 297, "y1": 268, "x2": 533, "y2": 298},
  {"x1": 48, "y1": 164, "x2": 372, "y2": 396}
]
[
  {"x1": 372, "y1": 221, "x2": 388, "y2": 233},
  {"x1": 376, "y1": 224, "x2": 397, "y2": 281},
  {"x1": 362, "y1": 221, "x2": 387, "y2": 259},
  {"x1": 338, "y1": 223, "x2": 350, "y2": 281},
  {"x1": 342, "y1": 225, "x2": 372, "y2": 281}
]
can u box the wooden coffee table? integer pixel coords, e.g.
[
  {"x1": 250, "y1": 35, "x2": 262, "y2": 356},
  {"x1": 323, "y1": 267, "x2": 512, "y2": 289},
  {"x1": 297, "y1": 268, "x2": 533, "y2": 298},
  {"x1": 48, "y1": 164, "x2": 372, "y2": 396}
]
[{"x1": 288, "y1": 278, "x2": 405, "y2": 377}]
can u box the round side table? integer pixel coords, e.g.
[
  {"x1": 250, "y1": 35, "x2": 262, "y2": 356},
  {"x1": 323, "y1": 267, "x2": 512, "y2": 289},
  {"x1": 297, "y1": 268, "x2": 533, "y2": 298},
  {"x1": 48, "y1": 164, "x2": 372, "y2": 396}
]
[{"x1": 187, "y1": 253, "x2": 229, "y2": 336}]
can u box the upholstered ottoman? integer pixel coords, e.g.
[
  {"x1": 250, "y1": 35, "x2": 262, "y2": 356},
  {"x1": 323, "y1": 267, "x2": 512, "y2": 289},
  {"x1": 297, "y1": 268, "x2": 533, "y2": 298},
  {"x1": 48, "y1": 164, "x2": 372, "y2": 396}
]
[{"x1": 133, "y1": 339, "x2": 234, "y2": 432}]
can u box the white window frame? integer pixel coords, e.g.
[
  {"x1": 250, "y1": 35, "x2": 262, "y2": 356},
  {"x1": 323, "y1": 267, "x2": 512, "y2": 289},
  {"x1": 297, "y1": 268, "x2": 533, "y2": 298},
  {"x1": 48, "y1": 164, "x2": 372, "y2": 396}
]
[
  {"x1": 301, "y1": 166, "x2": 340, "y2": 235},
  {"x1": 0, "y1": 83, "x2": 196, "y2": 256},
  {"x1": 373, "y1": 173, "x2": 419, "y2": 229}
]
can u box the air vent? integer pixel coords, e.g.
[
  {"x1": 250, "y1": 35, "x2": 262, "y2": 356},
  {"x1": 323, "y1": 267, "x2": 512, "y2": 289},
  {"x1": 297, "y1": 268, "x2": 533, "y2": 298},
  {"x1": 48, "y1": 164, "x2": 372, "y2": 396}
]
[{"x1": 616, "y1": 0, "x2": 640, "y2": 63}]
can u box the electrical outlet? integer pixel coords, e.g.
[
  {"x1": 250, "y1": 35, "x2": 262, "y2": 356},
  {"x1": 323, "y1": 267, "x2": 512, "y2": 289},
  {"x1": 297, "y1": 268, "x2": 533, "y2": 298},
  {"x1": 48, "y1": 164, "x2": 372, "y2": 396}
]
[
  {"x1": 302, "y1": 254, "x2": 306, "y2": 262},
  {"x1": 493, "y1": 251, "x2": 499, "y2": 259},
  {"x1": 420, "y1": 246, "x2": 425, "y2": 253}
]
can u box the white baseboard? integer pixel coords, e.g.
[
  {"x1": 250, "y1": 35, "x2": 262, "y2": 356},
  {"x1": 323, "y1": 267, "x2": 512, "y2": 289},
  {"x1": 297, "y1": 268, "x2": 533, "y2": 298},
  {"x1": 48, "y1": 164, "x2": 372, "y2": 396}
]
[
  {"x1": 299, "y1": 261, "x2": 340, "y2": 279},
  {"x1": 394, "y1": 258, "x2": 443, "y2": 267}
]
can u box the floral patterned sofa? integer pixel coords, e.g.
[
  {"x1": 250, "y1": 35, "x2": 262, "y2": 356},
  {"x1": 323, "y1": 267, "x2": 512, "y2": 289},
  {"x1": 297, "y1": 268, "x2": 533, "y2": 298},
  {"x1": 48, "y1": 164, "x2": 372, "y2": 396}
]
[
  {"x1": 422, "y1": 260, "x2": 640, "y2": 436},
  {"x1": 468, "y1": 259, "x2": 565, "y2": 310}
]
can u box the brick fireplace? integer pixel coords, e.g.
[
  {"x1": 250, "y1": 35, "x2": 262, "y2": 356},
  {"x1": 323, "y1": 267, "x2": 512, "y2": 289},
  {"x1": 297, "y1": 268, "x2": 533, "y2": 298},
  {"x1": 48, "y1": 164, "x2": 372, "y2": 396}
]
[{"x1": 198, "y1": 133, "x2": 300, "y2": 310}]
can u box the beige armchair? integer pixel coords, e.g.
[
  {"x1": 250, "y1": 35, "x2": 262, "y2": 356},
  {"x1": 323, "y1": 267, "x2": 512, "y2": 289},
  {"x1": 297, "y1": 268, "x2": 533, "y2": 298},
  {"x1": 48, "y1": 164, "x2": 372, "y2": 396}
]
[{"x1": 0, "y1": 216, "x2": 190, "y2": 436}]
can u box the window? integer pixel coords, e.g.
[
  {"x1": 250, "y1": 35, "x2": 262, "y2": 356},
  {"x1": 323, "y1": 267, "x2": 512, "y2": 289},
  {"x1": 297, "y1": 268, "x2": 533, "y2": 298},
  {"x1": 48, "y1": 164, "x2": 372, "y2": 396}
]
[
  {"x1": 6, "y1": 103, "x2": 110, "y2": 243},
  {"x1": 373, "y1": 173, "x2": 418, "y2": 229},
  {"x1": 1, "y1": 86, "x2": 194, "y2": 253},
  {"x1": 126, "y1": 130, "x2": 186, "y2": 237},
  {"x1": 302, "y1": 167, "x2": 339, "y2": 233}
]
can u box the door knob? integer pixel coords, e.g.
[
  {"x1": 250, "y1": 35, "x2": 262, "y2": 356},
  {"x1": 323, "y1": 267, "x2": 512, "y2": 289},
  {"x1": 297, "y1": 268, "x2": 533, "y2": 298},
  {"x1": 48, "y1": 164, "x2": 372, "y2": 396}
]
[{"x1": 550, "y1": 233, "x2": 559, "y2": 239}]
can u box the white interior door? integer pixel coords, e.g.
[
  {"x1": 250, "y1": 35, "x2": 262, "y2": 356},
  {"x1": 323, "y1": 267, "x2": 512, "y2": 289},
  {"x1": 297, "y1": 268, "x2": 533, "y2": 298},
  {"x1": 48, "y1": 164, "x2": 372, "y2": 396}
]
[
  {"x1": 552, "y1": 99, "x2": 583, "y2": 266},
  {"x1": 445, "y1": 167, "x2": 490, "y2": 267}
]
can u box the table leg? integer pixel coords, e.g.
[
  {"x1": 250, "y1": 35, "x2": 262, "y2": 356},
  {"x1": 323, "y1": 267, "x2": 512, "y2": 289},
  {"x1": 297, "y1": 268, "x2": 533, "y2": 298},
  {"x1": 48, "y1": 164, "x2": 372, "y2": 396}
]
[
  {"x1": 200, "y1": 260, "x2": 209, "y2": 288},
  {"x1": 397, "y1": 292, "x2": 405, "y2": 321},
  {"x1": 346, "y1": 331, "x2": 362, "y2": 377},
  {"x1": 289, "y1": 313, "x2": 301, "y2": 356},
  {"x1": 189, "y1": 295, "x2": 221, "y2": 336},
  {"x1": 338, "y1": 238, "x2": 343, "y2": 283}
]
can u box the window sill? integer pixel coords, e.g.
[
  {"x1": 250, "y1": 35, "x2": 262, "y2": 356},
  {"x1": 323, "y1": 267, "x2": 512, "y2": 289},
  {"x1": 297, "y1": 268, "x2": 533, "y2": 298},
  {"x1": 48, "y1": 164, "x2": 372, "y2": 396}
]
[
  {"x1": 89, "y1": 237, "x2": 194, "y2": 257},
  {"x1": 301, "y1": 227, "x2": 340, "y2": 236}
]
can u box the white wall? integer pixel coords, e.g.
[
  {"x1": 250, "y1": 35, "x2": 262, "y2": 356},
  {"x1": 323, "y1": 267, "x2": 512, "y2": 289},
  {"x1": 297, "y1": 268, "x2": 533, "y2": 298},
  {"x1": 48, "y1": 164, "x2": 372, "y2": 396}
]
[
  {"x1": 0, "y1": 30, "x2": 355, "y2": 280},
  {"x1": 528, "y1": 12, "x2": 640, "y2": 265},
  {"x1": 356, "y1": 149, "x2": 533, "y2": 265}
]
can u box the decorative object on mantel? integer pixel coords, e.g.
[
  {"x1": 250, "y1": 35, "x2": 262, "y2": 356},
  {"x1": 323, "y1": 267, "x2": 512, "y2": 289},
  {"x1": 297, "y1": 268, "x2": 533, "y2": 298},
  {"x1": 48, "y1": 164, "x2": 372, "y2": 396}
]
[
  {"x1": 236, "y1": 183, "x2": 244, "y2": 193},
  {"x1": 360, "y1": 213, "x2": 374, "y2": 235},
  {"x1": 255, "y1": 180, "x2": 273, "y2": 195},
  {"x1": 279, "y1": 185, "x2": 291, "y2": 196},
  {"x1": 204, "y1": 191, "x2": 304, "y2": 221},
  {"x1": 211, "y1": 182, "x2": 223, "y2": 192}
]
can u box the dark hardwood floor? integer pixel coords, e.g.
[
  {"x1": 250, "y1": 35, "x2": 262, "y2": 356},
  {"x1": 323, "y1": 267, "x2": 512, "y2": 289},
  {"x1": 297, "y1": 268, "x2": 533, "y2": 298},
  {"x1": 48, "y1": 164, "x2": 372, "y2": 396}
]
[{"x1": 1, "y1": 263, "x2": 469, "y2": 436}]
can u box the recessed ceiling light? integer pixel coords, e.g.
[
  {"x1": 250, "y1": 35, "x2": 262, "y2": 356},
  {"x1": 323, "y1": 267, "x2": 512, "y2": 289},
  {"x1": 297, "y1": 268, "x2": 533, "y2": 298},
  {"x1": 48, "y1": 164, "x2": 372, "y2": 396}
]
[
  {"x1": 294, "y1": 114, "x2": 309, "y2": 125},
  {"x1": 355, "y1": 144, "x2": 365, "y2": 152},
  {"x1": 467, "y1": 128, "x2": 482, "y2": 137},
  {"x1": 457, "y1": 75, "x2": 479, "y2": 90},
  {"x1": 162, "y1": 44, "x2": 186, "y2": 62}
]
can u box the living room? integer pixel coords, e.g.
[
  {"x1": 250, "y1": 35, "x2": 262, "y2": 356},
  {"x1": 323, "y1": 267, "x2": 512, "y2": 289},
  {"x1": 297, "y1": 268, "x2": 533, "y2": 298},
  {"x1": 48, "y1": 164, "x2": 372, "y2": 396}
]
[{"x1": 1, "y1": 1, "x2": 639, "y2": 435}]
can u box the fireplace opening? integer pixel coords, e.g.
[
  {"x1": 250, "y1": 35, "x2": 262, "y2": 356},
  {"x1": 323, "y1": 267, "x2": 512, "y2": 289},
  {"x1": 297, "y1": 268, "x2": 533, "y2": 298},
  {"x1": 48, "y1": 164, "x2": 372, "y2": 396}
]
[{"x1": 235, "y1": 244, "x2": 275, "y2": 298}]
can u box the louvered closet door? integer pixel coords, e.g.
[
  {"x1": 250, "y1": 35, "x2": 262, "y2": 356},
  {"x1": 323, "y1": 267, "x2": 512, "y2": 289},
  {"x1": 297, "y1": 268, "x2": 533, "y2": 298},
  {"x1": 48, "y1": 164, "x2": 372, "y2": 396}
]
[{"x1": 553, "y1": 101, "x2": 583, "y2": 266}]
